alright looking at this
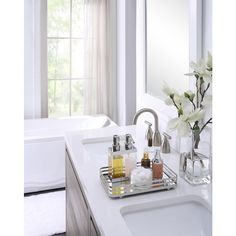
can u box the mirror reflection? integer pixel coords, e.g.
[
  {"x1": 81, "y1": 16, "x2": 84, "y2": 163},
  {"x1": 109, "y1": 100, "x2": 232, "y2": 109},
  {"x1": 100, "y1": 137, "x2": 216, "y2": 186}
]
[{"x1": 146, "y1": 0, "x2": 189, "y2": 99}]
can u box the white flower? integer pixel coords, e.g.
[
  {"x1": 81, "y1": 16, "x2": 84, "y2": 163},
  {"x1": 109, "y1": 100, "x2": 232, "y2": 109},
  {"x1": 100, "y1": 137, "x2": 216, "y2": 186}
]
[
  {"x1": 174, "y1": 93, "x2": 186, "y2": 105},
  {"x1": 162, "y1": 82, "x2": 175, "y2": 96},
  {"x1": 190, "y1": 59, "x2": 206, "y2": 74},
  {"x1": 187, "y1": 108, "x2": 204, "y2": 123},
  {"x1": 202, "y1": 70, "x2": 212, "y2": 83},
  {"x1": 184, "y1": 90, "x2": 195, "y2": 101},
  {"x1": 185, "y1": 55, "x2": 212, "y2": 83},
  {"x1": 164, "y1": 53, "x2": 212, "y2": 137},
  {"x1": 163, "y1": 82, "x2": 182, "y2": 106},
  {"x1": 168, "y1": 108, "x2": 204, "y2": 137},
  {"x1": 168, "y1": 116, "x2": 190, "y2": 136}
]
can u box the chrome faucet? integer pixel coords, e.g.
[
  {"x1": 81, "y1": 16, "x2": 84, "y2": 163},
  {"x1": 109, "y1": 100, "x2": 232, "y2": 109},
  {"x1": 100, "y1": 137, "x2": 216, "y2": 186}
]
[{"x1": 133, "y1": 108, "x2": 162, "y2": 147}]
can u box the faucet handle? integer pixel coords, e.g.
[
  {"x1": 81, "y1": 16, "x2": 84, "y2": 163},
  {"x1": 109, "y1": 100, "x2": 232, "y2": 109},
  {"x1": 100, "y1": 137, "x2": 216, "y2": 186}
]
[
  {"x1": 161, "y1": 132, "x2": 171, "y2": 153},
  {"x1": 163, "y1": 132, "x2": 171, "y2": 140},
  {"x1": 144, "y1": 120, "x2": 153, "y2": 146},
  {"x1": 144, "y1": 120, "x2": 152, "y2": 126}
]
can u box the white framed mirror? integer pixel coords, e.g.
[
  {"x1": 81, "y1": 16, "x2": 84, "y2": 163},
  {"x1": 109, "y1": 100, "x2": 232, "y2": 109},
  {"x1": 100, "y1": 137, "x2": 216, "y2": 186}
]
[{"x1": 136, "y1": 0, "x2": 202, "y2": 121}]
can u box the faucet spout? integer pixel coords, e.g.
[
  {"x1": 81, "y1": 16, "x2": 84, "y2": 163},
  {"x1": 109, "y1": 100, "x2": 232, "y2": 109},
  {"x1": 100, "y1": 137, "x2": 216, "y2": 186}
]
[{"x1": 133, "y1": 108, "x2": 162, "y2": 147}]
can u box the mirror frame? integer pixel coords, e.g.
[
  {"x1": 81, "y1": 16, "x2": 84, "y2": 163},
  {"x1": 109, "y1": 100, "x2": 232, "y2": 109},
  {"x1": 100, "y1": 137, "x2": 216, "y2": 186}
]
[{"x1": 136, "y1": 0, "x2": 202, "y2": 122}]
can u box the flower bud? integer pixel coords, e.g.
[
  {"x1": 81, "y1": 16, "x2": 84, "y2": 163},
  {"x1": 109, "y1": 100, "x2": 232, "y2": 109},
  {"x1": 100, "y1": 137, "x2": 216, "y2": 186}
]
[{"x1": 184, "y1": 92, "x2": 190, "y2": 99}]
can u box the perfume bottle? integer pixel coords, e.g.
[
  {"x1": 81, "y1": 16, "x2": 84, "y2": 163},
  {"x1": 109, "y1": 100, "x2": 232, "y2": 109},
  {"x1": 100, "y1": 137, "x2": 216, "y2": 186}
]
[
  {"x1": 152, "y1": 149, "x2": 163, "y2": 179},
  {"x1": 124, "y1": 134, "x2": 137, "y2": 178},
  {"x1": 108, "y1": 135, "x2": 125, "y2": 179},
  {"x1": 141, "y1": 148, "x2": 150, "y2": 168}
]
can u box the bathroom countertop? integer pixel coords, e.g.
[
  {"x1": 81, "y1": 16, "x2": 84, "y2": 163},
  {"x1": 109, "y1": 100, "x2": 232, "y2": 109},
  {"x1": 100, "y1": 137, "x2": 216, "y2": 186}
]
[{"x1": 65, "y1": 125, "x2": 212, "y2": 236}]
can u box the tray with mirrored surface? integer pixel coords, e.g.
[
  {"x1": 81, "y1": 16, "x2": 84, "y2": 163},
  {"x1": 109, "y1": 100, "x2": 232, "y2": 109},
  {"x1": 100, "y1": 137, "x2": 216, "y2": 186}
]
[{"x1": 100, "y1": 162, "x2": 177, "y2": 198}]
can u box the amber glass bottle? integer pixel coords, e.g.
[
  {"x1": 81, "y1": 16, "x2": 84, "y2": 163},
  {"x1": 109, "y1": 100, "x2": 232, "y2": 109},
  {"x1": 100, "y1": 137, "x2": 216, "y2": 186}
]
[{"x1": 141, "y1": 152, "x2": 150, "y2": 168}]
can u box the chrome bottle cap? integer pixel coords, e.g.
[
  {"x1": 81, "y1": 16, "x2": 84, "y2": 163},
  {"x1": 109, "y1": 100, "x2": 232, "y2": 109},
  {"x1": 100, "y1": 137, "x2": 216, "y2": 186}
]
[
  {"x1": 125, "y1": 134, "x2": 133, "y2": 150},
  {"x1": 112, "y1": 135, "x2": 120, "y2": 152}
]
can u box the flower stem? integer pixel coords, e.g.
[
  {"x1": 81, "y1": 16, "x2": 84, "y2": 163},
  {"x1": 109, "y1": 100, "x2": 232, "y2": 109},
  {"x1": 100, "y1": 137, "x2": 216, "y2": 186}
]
[
  {"x1": 199, "y1": 118, "x2": 212, "y2": 134},
  {"x1": 192, "y1": 122, "x2": 200, "y2": 149},
  {"x1": 195, "y1": 76, "x2": 199, "y2": 107},
  {"x1": 200, "y1": 83, "x2": 211, "y2": 106},
  {"x1": 189, "y1": 98, "x2": 196, "y2": 109},
  {"x1": 171, "y1": 97, "x2": 180, "y2": 111}
]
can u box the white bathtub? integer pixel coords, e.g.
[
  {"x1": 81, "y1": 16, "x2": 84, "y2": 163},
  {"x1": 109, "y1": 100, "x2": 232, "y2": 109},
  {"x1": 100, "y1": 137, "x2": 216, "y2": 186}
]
[{"x1": 24, "y1": 115, "x2": 116, "y2": 193}]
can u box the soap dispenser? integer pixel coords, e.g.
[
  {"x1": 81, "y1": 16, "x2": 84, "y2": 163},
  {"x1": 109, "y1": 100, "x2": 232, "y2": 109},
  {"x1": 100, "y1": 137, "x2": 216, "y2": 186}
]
[
  {"x1": 108, "y1": 135, "x2": 125, "y2": 179},
  {"x1": 152, "y1": 149, "x2": 163, "y2": 179},
  {"x1": 124, "y1": 134, "x2": 137, "y2": 178}
]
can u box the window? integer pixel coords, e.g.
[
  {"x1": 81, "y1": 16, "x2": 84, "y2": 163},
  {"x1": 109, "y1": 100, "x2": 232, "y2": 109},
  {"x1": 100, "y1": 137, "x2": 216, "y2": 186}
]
[{"x1": 47, "y1": 0, "x2": 85, "y2": 117}]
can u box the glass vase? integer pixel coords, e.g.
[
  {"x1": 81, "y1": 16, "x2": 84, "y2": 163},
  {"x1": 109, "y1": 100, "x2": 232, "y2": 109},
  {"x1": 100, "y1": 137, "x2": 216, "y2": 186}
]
[{"x1": 179, "y1": 127, "x2": 212, "y2": 185}]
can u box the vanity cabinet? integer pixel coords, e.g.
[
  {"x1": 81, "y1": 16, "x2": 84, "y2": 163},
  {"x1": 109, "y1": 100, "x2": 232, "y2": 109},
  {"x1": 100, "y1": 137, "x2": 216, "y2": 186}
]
[
  {"x1": 66, "y1": 149, "x2": 100, "y2": 236},
  {"x1": 90, "y1": 217, "x2": 99, "y2": 236}
]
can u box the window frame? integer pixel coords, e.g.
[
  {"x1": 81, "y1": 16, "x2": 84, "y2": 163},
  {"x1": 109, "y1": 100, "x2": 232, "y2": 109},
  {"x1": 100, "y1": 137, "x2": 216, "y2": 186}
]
[{"x1": 41, "y1": 0, "x2": 87, "y2": 118}]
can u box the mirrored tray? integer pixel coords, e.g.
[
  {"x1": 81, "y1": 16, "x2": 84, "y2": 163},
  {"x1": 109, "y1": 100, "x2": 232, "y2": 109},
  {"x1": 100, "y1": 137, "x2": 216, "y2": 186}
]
[{"x1": 100, "y1": 162, "x2": 177, "y2": 198}]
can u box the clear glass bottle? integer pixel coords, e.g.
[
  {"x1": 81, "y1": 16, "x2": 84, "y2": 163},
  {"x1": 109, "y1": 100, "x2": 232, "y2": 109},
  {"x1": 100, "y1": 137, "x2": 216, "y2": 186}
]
[
  {"x1": 124, "y1": 134, "x2": 137, "y2": 178},
  {"x1": 108, "y1": 135, "x2": 125, "y2": 179},
  {"x1": 152, "y1": 149, "x2": 163, "y2": 179}
]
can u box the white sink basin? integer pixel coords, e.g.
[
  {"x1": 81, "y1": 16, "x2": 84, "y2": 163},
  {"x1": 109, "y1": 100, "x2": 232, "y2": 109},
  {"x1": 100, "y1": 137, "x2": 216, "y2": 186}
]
[
  {"x1": 121, "y1": 195, "x2": 212, "y2": 236},
  {"x1": 82, "y1": 137, "x2": 112, "y2": 156}
]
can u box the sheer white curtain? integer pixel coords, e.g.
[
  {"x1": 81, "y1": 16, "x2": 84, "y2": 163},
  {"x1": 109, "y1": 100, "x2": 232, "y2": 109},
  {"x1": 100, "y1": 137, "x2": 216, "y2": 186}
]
[{"x1": 83, "y1": 0, "x2": 115, "y2": 119}]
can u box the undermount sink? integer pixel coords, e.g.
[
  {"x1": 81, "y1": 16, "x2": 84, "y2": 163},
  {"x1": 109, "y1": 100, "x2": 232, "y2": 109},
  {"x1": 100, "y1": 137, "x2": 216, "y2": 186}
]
[
  {"x1": 121, "y1": 195, "x2": 212, "y2": 236},
  {"x1": 82, "y1": 137, "x2": 112, "y2": 156}
]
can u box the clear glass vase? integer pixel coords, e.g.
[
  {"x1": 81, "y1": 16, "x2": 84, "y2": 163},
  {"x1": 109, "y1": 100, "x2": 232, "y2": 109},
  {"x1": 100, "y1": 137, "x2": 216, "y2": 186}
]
[{"x1": 179, "y1": 127, "x2": 212, "y2": 185}]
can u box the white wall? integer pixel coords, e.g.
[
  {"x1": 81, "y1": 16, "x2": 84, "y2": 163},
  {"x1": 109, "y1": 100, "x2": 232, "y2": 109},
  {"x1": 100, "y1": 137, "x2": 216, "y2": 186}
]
[
  {"x1": 24, "y1": 0, "x2": 35, "y2": 119},
  {"x1": 125, "y1": 0, "x2": 137, "y2": 125},
  {"x1": 116, "y1": 0, "x2": 126, "y2": 126},
  {"x1": 24, "y1": 0, "x2": 46, "y2": 119},
  {"x1": 116, "y1": 0, "x2": 136, "y2": 126}
]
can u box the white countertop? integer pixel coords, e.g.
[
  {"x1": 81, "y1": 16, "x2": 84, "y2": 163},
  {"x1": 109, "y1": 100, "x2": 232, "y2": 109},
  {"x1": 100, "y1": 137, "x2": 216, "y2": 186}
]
[{"x1": 65, "y1": 125, "x2": 212, "y2": 236}]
